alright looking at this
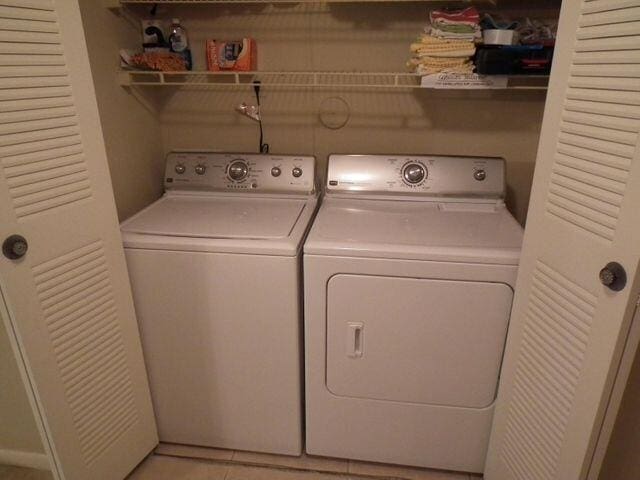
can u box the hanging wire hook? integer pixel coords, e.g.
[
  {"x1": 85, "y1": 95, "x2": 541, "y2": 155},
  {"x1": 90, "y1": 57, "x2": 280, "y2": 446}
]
[{"x1": 253, "y1": 81, "x2": 269, "y2": 154}]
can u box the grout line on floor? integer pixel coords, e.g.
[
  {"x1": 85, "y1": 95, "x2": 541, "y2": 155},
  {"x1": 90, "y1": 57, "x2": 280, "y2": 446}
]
[{"x1": 155, "y1": 451, "x2": 406, "y2": 480}]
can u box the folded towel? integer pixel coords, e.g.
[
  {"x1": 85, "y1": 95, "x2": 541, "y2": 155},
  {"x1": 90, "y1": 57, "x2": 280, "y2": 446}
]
[
  {"x1": 408, "y1": 57, "x2": 471, "y2": 69},
  {"x1": 410, "y1": 36, "x2": 476, "y2": 58},
  {"x1": 408, "y1": 7, "x2": 480, "y2": 75},
  {"x1": 429, "y1": 6, "x2": 481, "y2": 41},
  {"x1": 430, "y1": 6, "x2": 480, "y2": 25},
  {"x1": 432, "y1": 23, "x2": 477, "y2": 34},
  {"x1": 415, "y1": 63, "x2": 474, "y2": 75},
  {"x1": 416, "y1": 47, "x2": 476, "y2": 58},
  {"x1": 428, "y1": 28, "x2": 478, "y2": 42},
  {"x1": 411, "y1": 35, "x2": 475, "y2": 50}
]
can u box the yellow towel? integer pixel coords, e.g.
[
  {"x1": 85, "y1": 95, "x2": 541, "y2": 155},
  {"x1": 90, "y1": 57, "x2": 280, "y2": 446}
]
[
  {"x1": 407, "y1": 56, "x2": 473, "y2": 74},
  {"x1": 408, "y1": 57, "x2": 471, "y2": 68},
  {"x1": 415, "y1": 47, "x2": 475, "y2": 58},
  {"x1": 414, "y1": 63, "x2": 474, "y2": 75},
  {"x1": 410, "y1": 34, "x2": 475, "y2": 58},
  {"x1": 411, "y1": 34, "x2": 474, "y2": 49}
]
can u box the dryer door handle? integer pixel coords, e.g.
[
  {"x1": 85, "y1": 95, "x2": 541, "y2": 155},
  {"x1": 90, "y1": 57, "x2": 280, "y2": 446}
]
[{"x1": 346, "y1": 322, "x2": 364, "y2": 358}]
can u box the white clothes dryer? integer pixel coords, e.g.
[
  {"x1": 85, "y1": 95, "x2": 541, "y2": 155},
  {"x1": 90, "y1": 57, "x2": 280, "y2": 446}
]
[
  {"x1": 121, "y1": 152, "x2": 317, "y2": 455},
  {"x1": 303, "y1": 154, "x2": 523, "y2": 472}
]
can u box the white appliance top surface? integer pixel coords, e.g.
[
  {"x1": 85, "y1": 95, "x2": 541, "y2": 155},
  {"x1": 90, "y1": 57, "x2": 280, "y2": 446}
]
[
  {"x1": 304, "y1": 197, "x2": 523, "y2": 264},
  {"x1": 122, "y1": 194, "x2": 308, "y2": 240}
]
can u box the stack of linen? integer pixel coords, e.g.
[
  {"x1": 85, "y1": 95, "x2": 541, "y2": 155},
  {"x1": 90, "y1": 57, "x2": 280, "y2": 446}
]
[
  {"x1": 408, "y1": 7, "x2": 481, "y2": 75},
  {"x1": 429, "y1": 7, "x2": 481, "y2": 41}
]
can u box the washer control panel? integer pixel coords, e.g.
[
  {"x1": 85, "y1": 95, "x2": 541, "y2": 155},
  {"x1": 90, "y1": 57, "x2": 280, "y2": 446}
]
[
  {"x1": 165, "y1": 152, "x2": 316, "y2": 193},
  {"x1": 327, "y1": 154, "x2": 504, "y2": 197}
]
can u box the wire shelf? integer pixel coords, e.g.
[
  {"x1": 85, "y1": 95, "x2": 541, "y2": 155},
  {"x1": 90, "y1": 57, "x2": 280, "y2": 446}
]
[{"x1": 118, "y1": 70, "x2": 549, "y2": 90}]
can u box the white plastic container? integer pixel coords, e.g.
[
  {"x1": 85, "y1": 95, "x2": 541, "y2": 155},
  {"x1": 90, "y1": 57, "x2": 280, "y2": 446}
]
[{"x1": 483, "y1": 29, "x2": 519, "y2": 45}]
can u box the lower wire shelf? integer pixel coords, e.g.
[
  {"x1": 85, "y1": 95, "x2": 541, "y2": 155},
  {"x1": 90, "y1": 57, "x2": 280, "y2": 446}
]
[{"x1": 118, "y1": 70, "x2": 549, "y2": 90}]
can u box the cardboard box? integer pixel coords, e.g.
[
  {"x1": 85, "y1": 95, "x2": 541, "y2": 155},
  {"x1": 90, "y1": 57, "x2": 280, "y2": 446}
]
[{"x1": 206, "y1": 38, "x2": 257, "y2": 72}]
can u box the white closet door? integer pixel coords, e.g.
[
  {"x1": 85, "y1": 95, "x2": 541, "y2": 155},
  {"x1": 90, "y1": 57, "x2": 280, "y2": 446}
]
[
  {"x1": 0, "y1": 1, "x2": 157, "y2": 479},
  {"x1": 485, "y1": 1, "x2": 640, "y2": 480}
]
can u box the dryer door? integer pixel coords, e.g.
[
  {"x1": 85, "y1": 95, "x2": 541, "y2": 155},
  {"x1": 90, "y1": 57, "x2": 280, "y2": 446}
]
[{"x1": 326, "y1": 274, "x2": 513, "y2": 408}]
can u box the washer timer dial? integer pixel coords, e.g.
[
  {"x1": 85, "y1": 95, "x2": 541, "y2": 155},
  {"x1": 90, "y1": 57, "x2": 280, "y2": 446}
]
[
  {"x1": 402, "y1": 162, "x2": 427, "y2": 185},
  {"x1": 228, "y1": 160, "x2": 249, "y2": 181}
]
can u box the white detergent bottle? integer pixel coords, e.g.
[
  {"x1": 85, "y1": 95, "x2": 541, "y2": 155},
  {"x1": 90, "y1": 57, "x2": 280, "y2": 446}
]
[{"x1": 169, "y1": 18, "x2": 192, "y2": 69}]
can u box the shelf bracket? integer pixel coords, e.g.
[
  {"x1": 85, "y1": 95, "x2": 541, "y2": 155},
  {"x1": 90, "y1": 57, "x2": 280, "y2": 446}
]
[
  {"x1": 117, "y1": 71, "x2": 132, "y2": 87},
  {"x1": 103, "y1": 0, "x2": 121, "y2": 10}
]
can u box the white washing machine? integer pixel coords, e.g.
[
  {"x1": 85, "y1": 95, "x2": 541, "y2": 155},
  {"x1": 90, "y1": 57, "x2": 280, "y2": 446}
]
[
  {"x1": 121, "y1": 151, "x2": 317, "y2": 455},
  {"x1": 304, "y1": 154, "x2": 523, "y2": 473}
]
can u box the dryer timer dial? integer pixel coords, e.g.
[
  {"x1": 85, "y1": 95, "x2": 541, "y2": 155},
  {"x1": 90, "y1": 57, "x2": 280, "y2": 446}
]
[{"x1": 402, "y1": 163, "x2": 426, "y2": 185}]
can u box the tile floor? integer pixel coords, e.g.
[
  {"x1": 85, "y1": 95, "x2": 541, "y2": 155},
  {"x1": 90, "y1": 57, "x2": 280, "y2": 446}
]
[
  {"x1": 0, "y1": 465, "x2": 53, "y2": 480},
  {"x1": 130, "y1": 443, "x2": 483, "y2": 480},
  {"x1": 1, "y1": 444, "x2": 484, "y2": 480}
]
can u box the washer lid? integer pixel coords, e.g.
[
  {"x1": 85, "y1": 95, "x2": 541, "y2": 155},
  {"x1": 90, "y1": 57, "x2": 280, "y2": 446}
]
[
  {"x1": 304, "y1": 197, "x2": 523, "y2": 264},
  {"x1": 121, "y1": 194, "x2": 307, "y2": 240}
]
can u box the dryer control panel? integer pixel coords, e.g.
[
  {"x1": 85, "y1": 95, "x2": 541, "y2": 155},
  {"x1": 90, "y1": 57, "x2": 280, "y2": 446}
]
[
  {"x1": 326, "y1": 154, "x2": 505, "y2": 198},
  {"x1": 165, "y1": 151, "x2": 316, "y2": 194}
]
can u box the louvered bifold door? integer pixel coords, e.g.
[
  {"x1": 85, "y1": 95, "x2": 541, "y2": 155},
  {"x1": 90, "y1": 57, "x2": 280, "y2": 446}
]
[
  {"x1": 484, "y1": 1, "x2": 640, "y2": 480},
  {"x1": 0, "y1": 1, "x2": 158, "y2": 479}
]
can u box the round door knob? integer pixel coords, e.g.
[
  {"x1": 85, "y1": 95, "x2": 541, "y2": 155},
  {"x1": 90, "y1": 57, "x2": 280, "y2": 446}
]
[
  {"x1": 228, "y1": 160, "x2": 249, "y2": 181},
  {"x1": 292, "y1": 167, "x2": 303, "y2": 178},
  {"x1": 599, "y1": 262, "x2": 626, "y2": 291},
  {"x1": 175, "y1": 164, "x2": 186, "y2": 174},
  {"x1": 474, "y1": 169, "x2": 487, "y2": 181},
  {"x1": 194, "y1": 164, "x2": 206, "y2": 175},
  {"x1": 3, "y1": 234, "x2": 28, "y2": 260},
  {"x1": 403, "y1": 163, "x2": 426, "y2": 184}
]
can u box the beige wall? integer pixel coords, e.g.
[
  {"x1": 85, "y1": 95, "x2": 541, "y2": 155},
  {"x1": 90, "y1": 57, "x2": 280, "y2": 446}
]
[
  {"x1": 79, "y1": 1, "x2": 165, "y2": 221},
  {"x1": 136, "y1": 1, "x2": 558, "y2": 224},
  {"x1": 0, "y1": 321, "x2": 43, "y2": 455},
  {"x1": 160, "y1": 88, "x2": 544, "y2": 224}
]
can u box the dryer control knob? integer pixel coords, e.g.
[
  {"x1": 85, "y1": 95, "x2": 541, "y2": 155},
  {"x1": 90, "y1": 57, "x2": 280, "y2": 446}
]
[
  {"x1": 403, "y1": 163, "x2": 426, "y2": 184},
  {"x1": 271, "y1": 166, "x2": 282, "y2": 177},
  {"x1": 175, "y1": 164, "x2": 186, "y2": 174},
  {"x1": 195, "y1": 164, "x2": 206, "y2": 175},
  {"x1": 474, "y1": 169, "x2": 487, "y2": 181},
  {"x1": 292, "y1": 167, "x2": 303, "y2": 178},
  {"x1": 229, "y1": 160, "x2": 249, "y2": 181}
]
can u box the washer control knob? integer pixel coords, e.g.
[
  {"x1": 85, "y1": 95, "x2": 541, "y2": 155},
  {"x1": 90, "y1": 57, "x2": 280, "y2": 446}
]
[
  {"x1": 194, "y1": 164, "x2": 206, "y2": 175},
  {"x1": 403, "y1": 163, "x2": 426, "y2": 184},
  {"x1": 474, "y1": 169, "x2": 487, "y2": 181},
  {"x1": 228, "y1": 160, "x2": 249, "y2": 181},
  {"x1": 292, "y1": 167, "x2": 303, "y2": 178},
  {"x1": 175, "y1": 164, "x2": 186, "y2": 174},
  {"x1": 271, "y1": 166, "x2": 282, "y2": 177}
]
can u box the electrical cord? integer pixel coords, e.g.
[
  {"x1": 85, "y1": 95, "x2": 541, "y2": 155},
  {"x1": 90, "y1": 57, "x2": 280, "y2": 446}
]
[{"x1": 253, "y1": 81, "x2": 269, "y2": 154}]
